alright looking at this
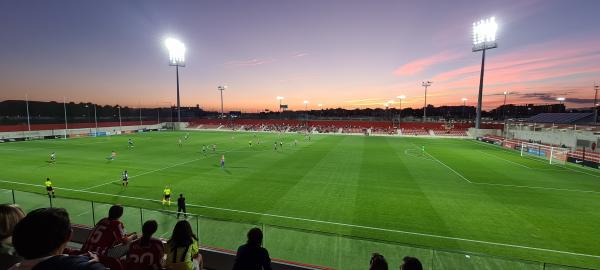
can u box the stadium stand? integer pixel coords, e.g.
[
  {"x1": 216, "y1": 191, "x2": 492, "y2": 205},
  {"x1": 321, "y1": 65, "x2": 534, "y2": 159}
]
[
  {"x1": 525, "y1": 113, "x2": 594, "y2": 124},
  {"x1": 183, "y1": 119, "x2": 485, "y2": 137}
]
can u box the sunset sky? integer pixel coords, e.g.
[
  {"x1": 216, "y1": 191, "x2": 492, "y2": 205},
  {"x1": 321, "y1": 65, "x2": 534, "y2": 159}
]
[{"x1": 0, "y1": 0, "x2": 599, "y2": 112}]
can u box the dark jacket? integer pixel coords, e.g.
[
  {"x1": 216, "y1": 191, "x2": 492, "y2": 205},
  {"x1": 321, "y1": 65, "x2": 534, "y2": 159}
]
[
  {"x1": 30, "y1": 255, "x2": 106, "y2": 270},
  {"x1": 232, "y1": 243, "x2": 272, "y2": 270},
  {"x1": 0, "y1": 242, "x2": 22, "y2": 270}
]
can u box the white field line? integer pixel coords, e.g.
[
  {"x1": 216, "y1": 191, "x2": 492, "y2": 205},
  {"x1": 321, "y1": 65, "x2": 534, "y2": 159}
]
[
  {"x1": 471, "y1": 140, "x2": 600, "y2": 178},
  {"x1": 423, "y1": 150, "x2": 473, "y2": 184},
  {"x1": 477, "y1": 150, "x2": 531, "y2": 169},
  {"x1": 402, "y1": 149, "x2": 434, "y2": 162},
  {"x1": 81, "y1": 134, "x2": 259, "y2": 191},
  {"x1": 406, "y1": 145, "x2": 600, "y2": 195},
  {"x1": 0, "y1": 179, "x2": 599, "y2": 260},
  {"x1": 0, "y1": 148, "x2": 27, "y2": 152},
  {"x1": 471, "y1": 182, "x2": 600, "y2": 195},
  {"x1": 82, "y1": 157, "x2": 204, "y2": 191}
]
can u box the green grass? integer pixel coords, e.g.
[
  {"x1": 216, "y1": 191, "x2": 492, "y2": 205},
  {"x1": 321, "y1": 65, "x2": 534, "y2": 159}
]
[{"x1": 0, "y1": 131, "x2": 599, "y2": 270}]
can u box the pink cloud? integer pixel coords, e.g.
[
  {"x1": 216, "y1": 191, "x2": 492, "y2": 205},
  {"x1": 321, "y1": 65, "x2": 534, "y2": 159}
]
[
  {"x1": 224, "y1": 58, "x2": 274, "y2": 67},
  {"x1": 394, "y1": 51, "x2": 463, "y2": 76}
]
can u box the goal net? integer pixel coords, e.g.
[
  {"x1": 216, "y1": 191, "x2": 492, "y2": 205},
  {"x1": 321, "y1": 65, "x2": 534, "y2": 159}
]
[{"x1": 520, "y1": 142, "x2": 569, "y2": 165}]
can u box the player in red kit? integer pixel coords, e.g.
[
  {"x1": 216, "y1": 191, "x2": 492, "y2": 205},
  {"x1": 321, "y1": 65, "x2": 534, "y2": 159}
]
[
  {"x1": 81, "y1": 205, "x2": 137, "y2": 256},
  {"x1": 126, "y1": 220, "x2": 165, "y2": 270}
]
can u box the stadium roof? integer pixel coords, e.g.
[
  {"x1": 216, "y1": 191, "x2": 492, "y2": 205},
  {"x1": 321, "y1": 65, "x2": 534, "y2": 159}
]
[{"x1": 525, "y1": 113, "x2": 593, "y2": 124}]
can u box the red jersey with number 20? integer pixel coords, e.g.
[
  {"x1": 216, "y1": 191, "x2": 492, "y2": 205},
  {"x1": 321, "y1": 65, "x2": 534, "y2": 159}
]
[
  {"x1": 82, "y1": 218, "x2": 126, "y2": 255},
  {"x1": 126, "y1": 238, "x2": 165, "y2": 270}
]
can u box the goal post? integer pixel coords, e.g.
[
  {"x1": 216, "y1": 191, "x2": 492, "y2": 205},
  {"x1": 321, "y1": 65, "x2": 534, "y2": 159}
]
[{"x1": 520, "y1": 142, "x2": 568, "y2": 165}]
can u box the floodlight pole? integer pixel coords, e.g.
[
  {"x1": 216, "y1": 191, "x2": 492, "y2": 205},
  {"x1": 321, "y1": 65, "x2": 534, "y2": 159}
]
[
  {"x1": 118, "y1": 106, "x2": 122, "y2": 132},
  {"x1": 475, "y1": 48, "x2": 486, "y2": 129},
  {"x1": 462, "y1": 99, "x2": 467, "y2": 119},
  {"x1": 139, "y1": 106, "x2": 142, "y2": 126},
  {"x1": 218, "y1": 86, "x2": 226, "y2": 118},
  {"x1": 94, "y1": 105, "x2": 98, "y2": 134},
  {"x1": 594, "y1": 83, "x2": 599, "y2": 123},
  {"x1": 502, "y1": 91, "x2": 508, "y2": 120},
  {"x1": 421, "y1": 81, "x2": 432, "y2": 122},
  {"x1": 25, "y1": 94, "x2": 31, "y2": 132},
  {"x1": 399, "y1": 98, "x2": 402, "y2": 125},
  {"x1": 63, "y1": 97, "x2": 68, "y2": 139},
  {"x1": 176, "y1": 65, "x2": 181, "y2": 122}
]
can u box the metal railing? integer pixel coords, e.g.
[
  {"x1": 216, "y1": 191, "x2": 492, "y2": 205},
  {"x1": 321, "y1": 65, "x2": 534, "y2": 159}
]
[{"x1": 0, "y1": 188, "x2": 594, "y2": 270}]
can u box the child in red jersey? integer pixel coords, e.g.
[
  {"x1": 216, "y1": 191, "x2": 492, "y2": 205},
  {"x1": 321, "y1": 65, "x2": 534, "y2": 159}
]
[
  {"x1": 81, "y1": 205, "x2": 137, "y2": 256},
  {"x1": 125, "y1": 220, "x2": 165, "y2": 270}
]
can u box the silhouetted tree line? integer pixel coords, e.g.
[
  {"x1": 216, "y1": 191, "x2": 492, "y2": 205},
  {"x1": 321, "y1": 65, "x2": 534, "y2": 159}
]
[
  {"x1": 0, "y1": 100, "x2": 209, "y2": 125},
  {"x1": 0, "y1": 99, "x2": 571, "y2": 125}
]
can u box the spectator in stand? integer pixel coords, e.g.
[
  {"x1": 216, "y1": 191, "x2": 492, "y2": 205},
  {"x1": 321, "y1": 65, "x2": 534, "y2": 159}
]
[
  {"x1": 125, "y1": 220, "x2": 164, "y2": 270},
  {"x1": 0, "y1": 204, "x2": 25, "y2": 270},
  {"x1": 9, "y1": 208, "x2": 105, "y2": 270},
  {"x1": 81, "y1": 205, "x2": 137, "y2": 257},
  {"x1": 400, "y1": 256, "x2": 422, "y2": 270},
  {"x1": 233, "y1": 227, "x2": 272, "y2": 270},
  {"x1": 369, "y1": 253, "x2": 388, "y2": 270},
  {"x1": 165, "y1": 220, "x2": 201, "y2": 270}
]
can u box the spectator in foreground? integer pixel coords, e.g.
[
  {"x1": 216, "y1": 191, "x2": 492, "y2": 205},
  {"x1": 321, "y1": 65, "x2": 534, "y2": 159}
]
[
  {"x1": 0, "y1": 204, "x2": 25, "y2": 270},
  {"x1": 9, "y1": 208, "x2": 105, "y2": 270},
  {"x1": 400, "y1": 256, "x2": 422, "y2": 270},
  {"x1": 165, "y1": 220, "x2": 201, "y2": 270},
  {"x1": 369, "y1": 253, "x2": 388, "y2": 270},
  {"x1": 81, "y1": 205, "x2": 137, "y2": 257},
  {"x1": 232, "y1": 227, "x2": 272, "y2": 270},
  {"x1": 125, "y1": 220, "x2": 165, "y2": 270}
]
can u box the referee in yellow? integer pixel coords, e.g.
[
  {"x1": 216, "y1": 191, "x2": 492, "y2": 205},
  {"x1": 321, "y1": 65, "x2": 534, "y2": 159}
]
[
  {"x1": 45, "y1": 178, "x2": 55, "y2": 198},
  {"x1": 162, "y1": 186, "x2": 172, "y2": 206}
]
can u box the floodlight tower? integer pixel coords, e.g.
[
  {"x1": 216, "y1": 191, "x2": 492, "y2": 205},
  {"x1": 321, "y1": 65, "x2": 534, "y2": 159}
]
[
  {"x1": 502, "y1": 91, "x2": 509, "y2": 120},
  {"x1": 276, "y1": 96, "x2": 284, "y2": 112},
  {"x1": 556, "y1": 97, "x2": 566, "y2": 105},
  {"x1": 594, "y1": 83, "x2": 599, "y2": 123},
  {"x1": 397, "y1": 95, "x2": 406, "y2": 126},
  {"x1": 461, "y1": 98, "x2": 468, "y2": 119},
  {"x1": 472, "y1": 17, "x2": 498, "y2": 129},
  {"x1": 165, "y1": 38, "x2": 186, "y2": 122},
  {"x1": 421, "y1": 81, "x2": 432, "y2": 122},
  {"x1": 218, "y1": 85, "x2": 227, "y2": 118},
  {"x1": 303, "y1": 100, "x2": 309, "y2": 111}
]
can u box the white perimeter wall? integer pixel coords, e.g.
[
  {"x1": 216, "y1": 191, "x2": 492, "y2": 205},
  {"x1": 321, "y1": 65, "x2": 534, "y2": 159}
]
[{"x1": 0, "y1": 124, "x2": 164, "y2": 140}]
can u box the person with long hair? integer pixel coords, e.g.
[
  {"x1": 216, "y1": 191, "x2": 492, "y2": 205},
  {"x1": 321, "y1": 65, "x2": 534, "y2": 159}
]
[
  {"x1": 233, "y1": 227, "x2": 272, "y2": 270},
  {"x1": 125, "y1": 220, "x2": 164, "y2": 270},
  {"x1": 165, "y1": 220, "x2": 201, "y2": 270},
  {"x1": 369, "y1": 253, "x2": 388, "y2": 270},
  {"x1": 0, "y1": 204, "x2": 25, "y2": 270}
]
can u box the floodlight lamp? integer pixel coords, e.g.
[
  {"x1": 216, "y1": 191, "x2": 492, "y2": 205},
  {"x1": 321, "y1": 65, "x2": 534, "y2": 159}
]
[
  {"x1": 472, "y1": 17, "x2": 497, "y2": 45},
  {"x1": 556, "y1": 97, "x2": 566, "y2": 101},
  {"x1": 397, "y1": 95, "x2": 406, "y2": 99},
  {"x1": 318, "y1": 103, "x2": 323, "y2": 107},
  {"x1": 165, "y1": 38, "x2": 186, "y2": 66},
  {"x1": 384, "y1": 103, "x2": 389, "y2": 107},
  {"x1": 462, "y1": 98, "x2": 468, "y2": 101},
  {"x1": 388, "y1": 100, "x2": 395, "y2": 104},
  {"x1": 303, "y1": 100, "x2": 309, "y2": 104},
  {"x1": 503, "y1": 91, "x2": 508, "y2": 95},
  {"x1": 276, "y1": 96, "x2": 284, "y2": 100}
]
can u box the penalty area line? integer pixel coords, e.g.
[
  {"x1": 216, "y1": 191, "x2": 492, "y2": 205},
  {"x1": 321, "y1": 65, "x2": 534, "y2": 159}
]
[
  {"x1": 1, "y1": 179, "x2": 598, "y2": 259},
  {"x1": 423, "y1": 150, "x2": 472, "y2": 183}
]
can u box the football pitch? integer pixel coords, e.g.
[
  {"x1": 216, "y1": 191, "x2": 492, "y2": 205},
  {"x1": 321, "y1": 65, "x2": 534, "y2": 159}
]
[{"x1": 0, "y1": 131, "x2": 598, "y2": 269}]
